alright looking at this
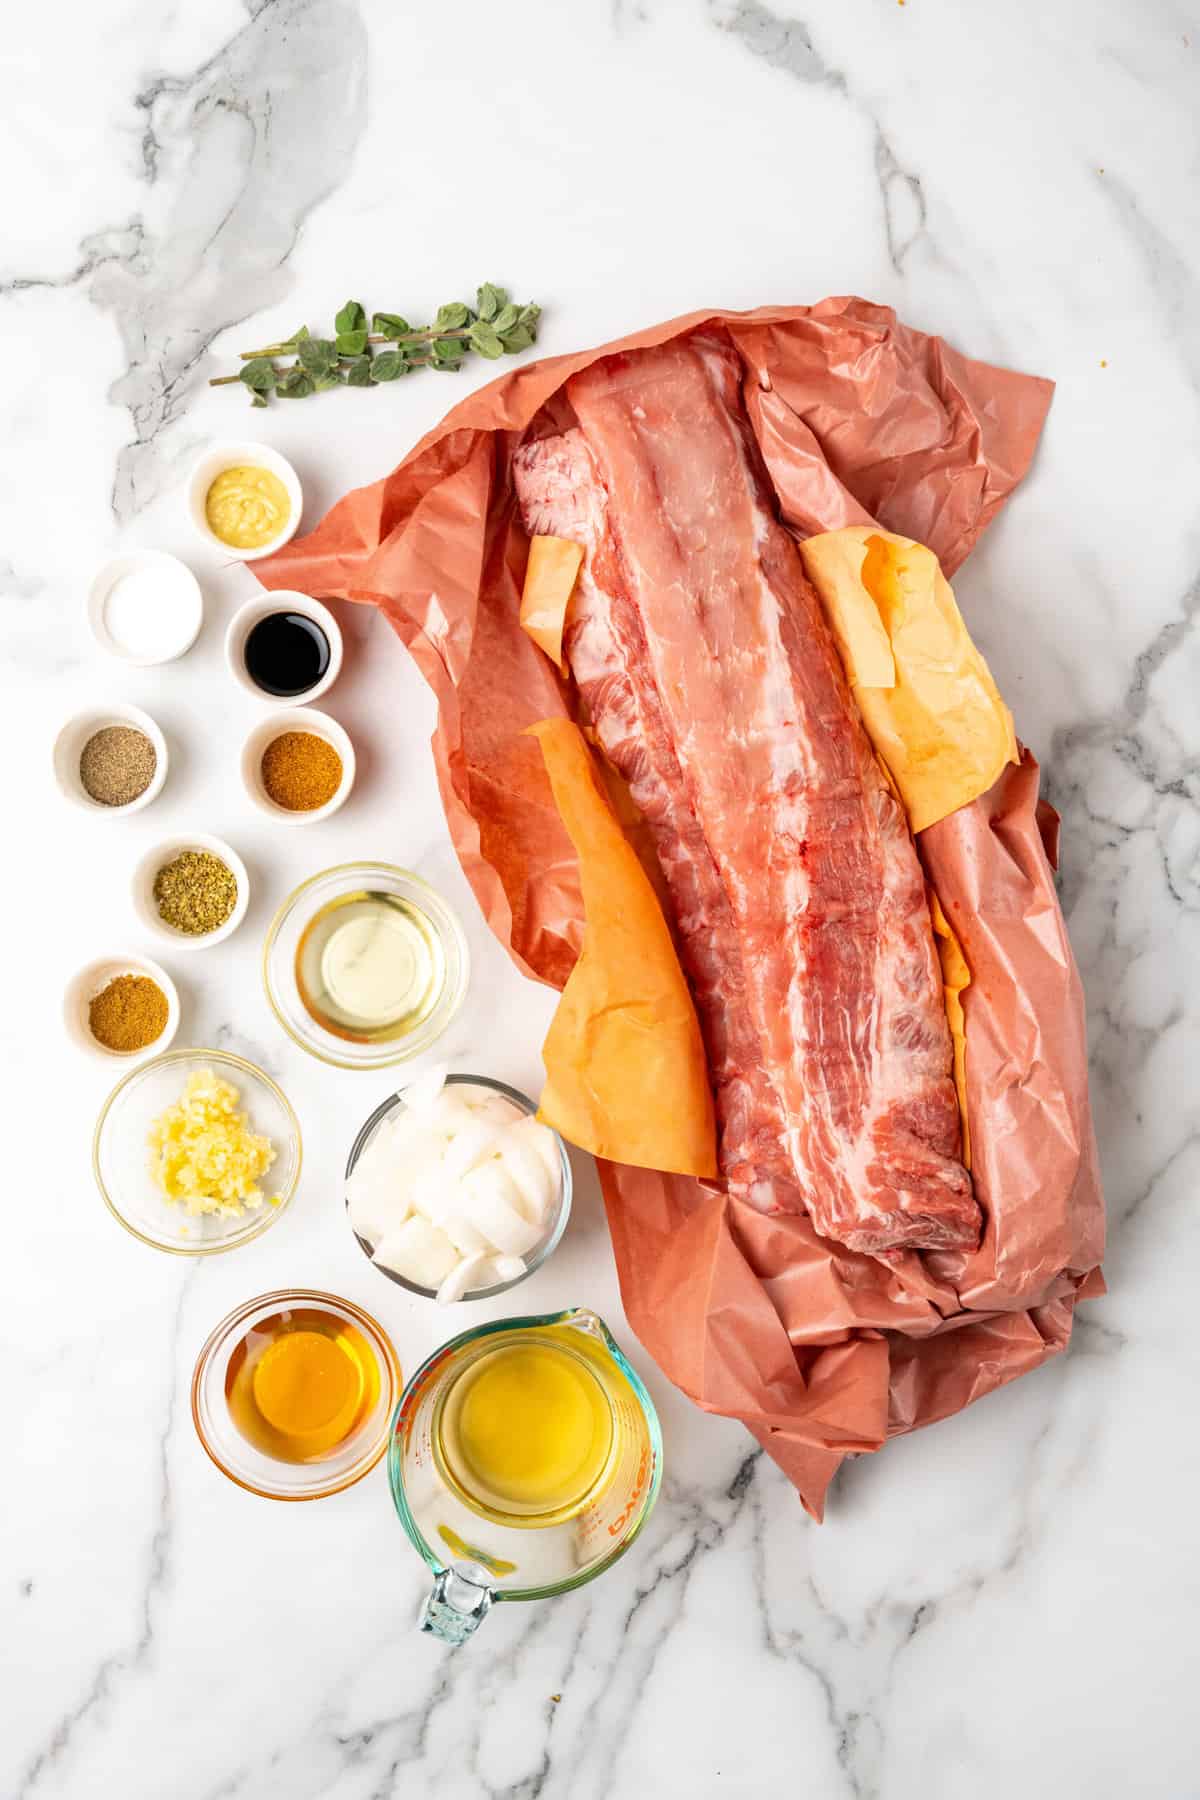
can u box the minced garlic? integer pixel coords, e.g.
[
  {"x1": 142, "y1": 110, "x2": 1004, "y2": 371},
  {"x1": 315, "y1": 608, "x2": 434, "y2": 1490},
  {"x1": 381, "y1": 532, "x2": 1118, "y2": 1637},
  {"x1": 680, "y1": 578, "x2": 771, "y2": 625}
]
[{"x1": 147, "y1": 1067, "x2": 278, "y2": 1218}]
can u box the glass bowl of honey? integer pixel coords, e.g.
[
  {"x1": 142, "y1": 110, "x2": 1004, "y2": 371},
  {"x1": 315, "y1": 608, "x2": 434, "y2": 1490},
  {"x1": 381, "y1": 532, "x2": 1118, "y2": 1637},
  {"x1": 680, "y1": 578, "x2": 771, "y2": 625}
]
[
  {"x1": 191, "y1": 1289, "x2": 402, "y2": 1500},
  {"x1": 262, "y1": 863, "x2": 470, "y2": 1071}
]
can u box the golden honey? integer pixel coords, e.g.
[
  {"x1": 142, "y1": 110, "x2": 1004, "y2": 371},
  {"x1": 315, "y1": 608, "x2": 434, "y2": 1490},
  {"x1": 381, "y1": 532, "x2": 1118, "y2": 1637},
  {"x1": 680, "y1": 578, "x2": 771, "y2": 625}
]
[{"x1": 224, "y1": 1305, "x2": 380, "y2": 1464}]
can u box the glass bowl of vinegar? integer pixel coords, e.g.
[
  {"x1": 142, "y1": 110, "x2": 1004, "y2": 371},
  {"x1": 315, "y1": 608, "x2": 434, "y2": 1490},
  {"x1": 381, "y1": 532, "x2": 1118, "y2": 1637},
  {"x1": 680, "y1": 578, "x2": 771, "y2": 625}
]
[
  {"x1": 191, "y1": 1289, "x2": 402, "y2": 1500},
  {"x1": 262, "y1": 863, "x2": 470, "y2": 1071}
]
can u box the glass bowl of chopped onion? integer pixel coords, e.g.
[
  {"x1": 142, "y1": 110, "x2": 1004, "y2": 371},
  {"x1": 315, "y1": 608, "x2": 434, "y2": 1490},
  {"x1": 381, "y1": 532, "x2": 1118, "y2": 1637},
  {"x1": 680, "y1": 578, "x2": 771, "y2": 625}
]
[
  {"x1": 344, "y1": 1069, "x2": 572, "y2": 1304},
  {"x1": 93, "y1": 1047, "x2": 302, "y2": 1254}
]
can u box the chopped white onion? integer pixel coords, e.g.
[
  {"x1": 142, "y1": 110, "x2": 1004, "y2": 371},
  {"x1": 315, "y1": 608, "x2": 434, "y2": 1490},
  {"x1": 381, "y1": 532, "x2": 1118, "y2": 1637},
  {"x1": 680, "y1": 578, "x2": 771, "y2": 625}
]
[
  {"x1": 458, "y1": 1163, "x2": 542, "y2": 1256},
  {"x1": 402, "y1": 1063, "x2": 449, "y2": 1114},
  {"x1": 350, "y1": 1078, "x2": 564, "y2": 1298},
  {"x1": 346, "y1": 1160, "x2": 403, "y2": 1246},
  {"x1": 372, "y1": 1215, "x2": 459, "y2": 1289},
  {"x1": 508, "y1": 1112, "x2": 561, "y2": 1184},
  {"x1": 436, "y1": 1250, "x2": 491, "y2": 1306},
  {"x1": 464, "y1": 1091, "x2": 525, "y2": 1127},
  {"x1": 495, "y1": 1134, "x2": 557, "y2": 1222},
  {"x1": 440, "y1": 1204, "x2": 491, "y2": 1256},
  {"x1": 442, "y1": 1118, "x2": 504, "y2": 1180}
]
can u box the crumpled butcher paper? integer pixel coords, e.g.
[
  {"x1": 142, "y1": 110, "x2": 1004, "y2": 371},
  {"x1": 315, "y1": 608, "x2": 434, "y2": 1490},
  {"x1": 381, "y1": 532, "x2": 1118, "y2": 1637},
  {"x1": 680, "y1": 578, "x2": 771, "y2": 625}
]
[{"x1": 257, "y1": 298, "x2": 1105, "y2": 1518}]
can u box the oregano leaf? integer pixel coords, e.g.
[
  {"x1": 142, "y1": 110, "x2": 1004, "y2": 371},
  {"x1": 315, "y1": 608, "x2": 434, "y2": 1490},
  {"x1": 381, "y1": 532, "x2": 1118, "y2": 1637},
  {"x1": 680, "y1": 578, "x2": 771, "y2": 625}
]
[
  {"x1": 500, "y1": 324, "x2": 534, "y2": 354},
  {"x1": 370, "y1": 349, "x2": 408, "y2": 381},
  {"x1": 436, "y1": 301, "x2": 470, "y2": 330},
  {"x1": 492, "y1": 303, "x2": 520, "y2": 336},
  {"x1": 476, "y1": 283, "x2": 507, "y2": 322},
  {"x1": 276, "y1": 367, "x2": 315, "y2": 399},
  {"x1": 372, "y1": 312, "x2": 410, "y2": 337},
  {"x1": 240, "y1": 357, "x2": 277, "y2": 392},
  {"x1": 335, "y1": 299, "x2": 366, "y2": 335},
  {"x1": 469, "y1": 320, "x2": 504, "y2": 359},
  {"x1": 335, "y1": 328, "x2": 368, "y2": 357},
  {"x1": 345, "y1": 355, "x2": 373, "y2": 387},
  {"x1": 297, "y1": 336, "x2": 337, "y2": 375}
]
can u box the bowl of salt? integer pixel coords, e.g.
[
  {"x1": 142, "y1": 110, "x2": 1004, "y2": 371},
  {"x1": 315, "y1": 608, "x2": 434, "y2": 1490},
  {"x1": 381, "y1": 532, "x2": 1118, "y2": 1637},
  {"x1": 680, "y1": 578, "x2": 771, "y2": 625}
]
[{"x1": 88, "y1": 550, "x2": 204, "y2": 667}]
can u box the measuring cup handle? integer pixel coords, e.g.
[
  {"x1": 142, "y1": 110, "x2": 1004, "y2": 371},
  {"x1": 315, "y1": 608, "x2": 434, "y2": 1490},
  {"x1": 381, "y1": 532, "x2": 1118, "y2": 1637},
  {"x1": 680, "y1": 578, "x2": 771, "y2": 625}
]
[{"x1": 419, "y1": 1569, "x2": 494, "y2": 1644}]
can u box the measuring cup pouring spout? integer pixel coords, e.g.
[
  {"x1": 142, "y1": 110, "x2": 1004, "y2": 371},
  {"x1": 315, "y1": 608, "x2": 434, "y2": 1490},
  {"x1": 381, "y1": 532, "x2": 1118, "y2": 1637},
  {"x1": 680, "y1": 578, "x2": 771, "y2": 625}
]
[{"x1": 389, "y1": 1308, "x2": 663, "y2": 1645}]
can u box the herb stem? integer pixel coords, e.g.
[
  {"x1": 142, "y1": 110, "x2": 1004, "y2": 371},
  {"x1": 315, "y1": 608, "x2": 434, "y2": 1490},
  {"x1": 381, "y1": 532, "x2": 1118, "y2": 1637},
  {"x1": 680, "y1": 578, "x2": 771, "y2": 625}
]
[
  {"x1": 237, "y1": 328, "x2": 474, "y2": 361},
  {"x1": 214, "y1": 289, "x2": 539, "y2": 403}
]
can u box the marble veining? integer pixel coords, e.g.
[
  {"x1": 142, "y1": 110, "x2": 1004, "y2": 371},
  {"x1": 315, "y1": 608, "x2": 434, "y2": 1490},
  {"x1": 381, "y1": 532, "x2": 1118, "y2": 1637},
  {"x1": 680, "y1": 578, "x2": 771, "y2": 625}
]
[{"x1": 5, "y1": 0, "x2": 1198, "y2": 1795}]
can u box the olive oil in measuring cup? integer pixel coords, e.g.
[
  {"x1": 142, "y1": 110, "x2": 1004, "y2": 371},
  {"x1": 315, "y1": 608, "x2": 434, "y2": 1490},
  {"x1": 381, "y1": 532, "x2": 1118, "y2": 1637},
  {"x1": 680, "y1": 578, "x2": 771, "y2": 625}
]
[
  {"x1": 390, "y1": 1311, "x2": 663, "y2": 1643},
  {"x1": 436, "y1": 1335, "x2": 616, "y2": 1524},
  {"x1": 295, "y1": 889, "x2": 447, "y2": 1046}
]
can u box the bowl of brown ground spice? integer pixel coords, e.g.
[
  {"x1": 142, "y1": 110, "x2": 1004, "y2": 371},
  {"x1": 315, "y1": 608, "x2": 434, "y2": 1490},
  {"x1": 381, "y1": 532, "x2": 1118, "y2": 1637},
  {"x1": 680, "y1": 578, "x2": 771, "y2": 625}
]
[
  {"x1": 53, "y1": 703, "x2": 168, "y2": 815},
  {"x1": 239, "y1": 708, "x2": 355, "y2": 823},
  {"x1": 132, "y1": 833, "x2": 250, "y2": 949},
  {"x1": 64, "y1": 953, "x2": 180, "y2": 1060}
]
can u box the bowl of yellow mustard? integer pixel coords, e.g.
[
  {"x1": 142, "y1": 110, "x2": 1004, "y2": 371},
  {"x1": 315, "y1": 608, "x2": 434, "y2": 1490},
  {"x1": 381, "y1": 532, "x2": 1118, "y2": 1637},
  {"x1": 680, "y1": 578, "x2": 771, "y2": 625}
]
[{"x1": 187, "y1": 441, "x2": 302, "y2": 561}]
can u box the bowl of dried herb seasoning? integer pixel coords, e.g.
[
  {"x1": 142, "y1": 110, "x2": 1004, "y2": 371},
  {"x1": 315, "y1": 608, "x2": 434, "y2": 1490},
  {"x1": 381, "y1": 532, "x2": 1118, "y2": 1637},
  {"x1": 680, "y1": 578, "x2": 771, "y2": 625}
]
[
  {"x1": 65, "y1": 953, "x2": 180, "y2": 1060},
  {"x1": 132, "y1": 833, "x2": 250, "y2": 950},
  {"x1": 53, "y1": 703, "x2": 168, "y2": 815},
  {"x1": 239, "y1": 707, "x2": 356, "y2": 822}
]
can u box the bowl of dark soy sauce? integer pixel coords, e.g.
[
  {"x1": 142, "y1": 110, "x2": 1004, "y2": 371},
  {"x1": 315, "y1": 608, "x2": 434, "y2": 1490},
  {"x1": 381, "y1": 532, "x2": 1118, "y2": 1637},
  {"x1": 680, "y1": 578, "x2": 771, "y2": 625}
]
[{"x1": 225, "y1": 593, "x2": 343, "y2": 704}]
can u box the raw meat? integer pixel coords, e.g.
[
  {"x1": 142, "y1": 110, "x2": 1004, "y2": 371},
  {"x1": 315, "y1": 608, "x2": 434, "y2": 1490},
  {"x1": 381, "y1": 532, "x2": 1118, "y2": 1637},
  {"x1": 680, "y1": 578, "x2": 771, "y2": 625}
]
[
  {"x1": 513, "y1": 428, "x2": 788, "y2": 1190},
  {"x1": 513, "y1": 330, "x2": 978, "y2": 1255}
]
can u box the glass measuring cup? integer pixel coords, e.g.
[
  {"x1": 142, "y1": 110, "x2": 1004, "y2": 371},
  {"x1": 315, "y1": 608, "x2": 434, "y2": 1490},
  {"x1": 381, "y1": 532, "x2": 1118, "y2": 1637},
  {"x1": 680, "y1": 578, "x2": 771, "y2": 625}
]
[{"x1": 389, "y1": 1308, "x2": 662, "y2": 1643}]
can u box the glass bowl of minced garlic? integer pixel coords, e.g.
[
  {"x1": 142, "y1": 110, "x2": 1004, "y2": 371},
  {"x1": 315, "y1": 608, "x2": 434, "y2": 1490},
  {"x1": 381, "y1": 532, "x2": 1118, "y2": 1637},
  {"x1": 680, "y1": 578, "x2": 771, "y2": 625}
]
[{"x1": 93, "y1": 1047, "x2": 301, "y2": 1254}]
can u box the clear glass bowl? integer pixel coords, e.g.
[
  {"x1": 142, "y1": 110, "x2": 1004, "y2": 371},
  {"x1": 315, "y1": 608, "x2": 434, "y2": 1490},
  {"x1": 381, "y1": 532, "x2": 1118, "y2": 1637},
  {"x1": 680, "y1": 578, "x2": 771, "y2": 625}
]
[
  {"x1": 263, "y1": 863, "x2": 470, "y2": 1072},
  {"x1": 191, "y1": 1289, "x2": 401, "y2": 1501},
  {"x1": 344, "y1": 1073, "x2": 573, "y2": 1301},
  {"x1": 93, "y1": 1047, "x2": 301, "y2": 1255}
]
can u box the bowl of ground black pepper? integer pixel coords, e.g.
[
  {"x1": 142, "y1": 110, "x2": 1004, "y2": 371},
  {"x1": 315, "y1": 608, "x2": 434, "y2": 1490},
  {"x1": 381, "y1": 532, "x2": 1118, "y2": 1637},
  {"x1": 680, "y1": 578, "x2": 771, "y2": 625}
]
[
  {"x1": 53, "y1": 704, "x2": 168, "y2": 815},
  {"x1": 240, "y1": 708, "x2": 356, "y2": 822},
  {"x1": 132, "y1": 833, "x2": 250, "y2": 949},
  {"x1": 65, "y1": 953, "x2": 180, "y2": 1060}
]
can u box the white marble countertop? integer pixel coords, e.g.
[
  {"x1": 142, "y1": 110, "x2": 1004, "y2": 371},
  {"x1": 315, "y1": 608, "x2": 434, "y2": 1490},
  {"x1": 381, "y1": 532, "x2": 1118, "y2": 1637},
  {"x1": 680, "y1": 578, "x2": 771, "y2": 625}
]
[{"x1": 6, "y1": 2, "x2": 1197, "y2": 1795}]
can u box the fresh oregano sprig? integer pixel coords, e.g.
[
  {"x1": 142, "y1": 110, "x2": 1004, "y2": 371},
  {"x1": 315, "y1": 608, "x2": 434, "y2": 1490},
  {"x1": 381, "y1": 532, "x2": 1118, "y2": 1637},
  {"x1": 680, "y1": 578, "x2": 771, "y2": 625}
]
[{"x1": 210, "y1": 287, "x2": 542, "y2": 405}]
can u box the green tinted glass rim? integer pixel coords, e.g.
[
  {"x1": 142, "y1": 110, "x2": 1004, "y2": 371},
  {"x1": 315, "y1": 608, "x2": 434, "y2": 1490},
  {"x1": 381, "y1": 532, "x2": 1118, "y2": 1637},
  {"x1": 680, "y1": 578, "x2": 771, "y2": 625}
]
[{"x1": 387, "y1": 1308, "x2": 663, "y2": 1603}]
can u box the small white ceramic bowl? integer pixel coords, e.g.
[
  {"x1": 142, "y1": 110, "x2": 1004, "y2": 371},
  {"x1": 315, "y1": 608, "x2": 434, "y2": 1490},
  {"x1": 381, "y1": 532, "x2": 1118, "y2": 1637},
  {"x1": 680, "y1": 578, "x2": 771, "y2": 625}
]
[
  {"x1": 240, "y1": 707, "x2": 356, "y2": 823},
  {"x1": 53, "y1": 703, "x2": 168, "y2": 816},
  {"x1": 64, "y1": 952, "x2": 180, "y2": 1061},
  {"x1": 132, "y1": 832, "x2": 250, "y2": 950},
  {"x1": 224, "y1": 592, "x2": 343, "y2": 704},
  {"x1": 187, "y1": 441, "x2": 302, "y2": 562},
  {"x1": 87, "y1": 550, "x2": 203, "y2": 666}
]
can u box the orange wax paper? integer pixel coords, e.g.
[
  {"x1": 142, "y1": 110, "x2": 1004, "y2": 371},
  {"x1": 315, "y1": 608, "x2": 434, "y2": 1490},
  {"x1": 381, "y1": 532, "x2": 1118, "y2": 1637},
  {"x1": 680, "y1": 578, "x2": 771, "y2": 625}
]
[
  {"x1": 799, "y1": 527, "x2": 1019, "y2": 832},
  {"x1": 529, "y1": 719, "x2": 717, "y2": 1179},
  {"x1": 520, "y1": 536, "x2": 582, "y2": 672},
  {"x1": 257, "y1": 298, "x2": 1104, "y2": 1518},
  {"x1": 930, "y1": 893, "x2": 972, "y2": 1167}
]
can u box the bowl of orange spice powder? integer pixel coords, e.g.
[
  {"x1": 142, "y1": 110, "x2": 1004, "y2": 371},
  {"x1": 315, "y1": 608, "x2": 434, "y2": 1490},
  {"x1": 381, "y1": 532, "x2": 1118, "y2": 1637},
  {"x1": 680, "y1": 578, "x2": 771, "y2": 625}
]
[
  {"x1": 65, "y1": 953, "x2": 181, "y2": 1060},
  {"x1": 240, "y1": 708, "x2": 355, "y2": 823}
]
